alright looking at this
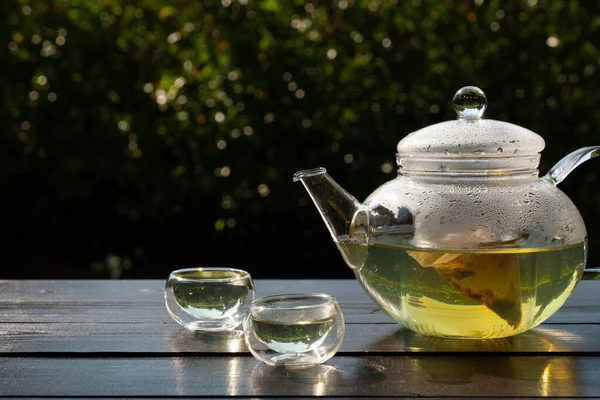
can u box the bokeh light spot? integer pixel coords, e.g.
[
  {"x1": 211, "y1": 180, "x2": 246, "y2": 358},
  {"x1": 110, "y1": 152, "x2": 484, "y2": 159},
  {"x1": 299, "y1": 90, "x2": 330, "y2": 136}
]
[
  {"x1": 381, "y1": 162, "x2": 394, "y2": 174},
  {"x1": 258, "y1": 184, "x2": 270, "y2": 197},
  {"x1": 546, "y1": 36, "x2": 560, "y2": 47}
]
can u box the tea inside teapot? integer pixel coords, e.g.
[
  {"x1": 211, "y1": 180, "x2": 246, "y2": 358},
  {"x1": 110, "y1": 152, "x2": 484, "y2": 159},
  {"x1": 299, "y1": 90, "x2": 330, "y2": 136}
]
[
  {"x1": 408, "y1": 249, "x2": 522, "y2": 328},
  {"x1": 346, "y1": 237, "x2": 585, "y2": 337}
]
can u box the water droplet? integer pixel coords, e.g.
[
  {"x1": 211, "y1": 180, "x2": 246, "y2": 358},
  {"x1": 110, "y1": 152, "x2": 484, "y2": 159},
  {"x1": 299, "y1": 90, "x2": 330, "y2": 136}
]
[
  {"x1": 497, "y1": 147, "x2": 503, "y2": 153},
  {"x1": 453, "y1": 86, "x2": 487, "y2": 118}
]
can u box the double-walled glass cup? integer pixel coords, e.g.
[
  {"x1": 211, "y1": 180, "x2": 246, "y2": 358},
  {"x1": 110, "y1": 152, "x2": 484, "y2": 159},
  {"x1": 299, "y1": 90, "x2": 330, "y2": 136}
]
[
  {"x1": 165, "y1": 267, "x2": 254, "y2": 332},
  {"x1": 243, "y1": 293, "x2": 344, "y2": 366}
]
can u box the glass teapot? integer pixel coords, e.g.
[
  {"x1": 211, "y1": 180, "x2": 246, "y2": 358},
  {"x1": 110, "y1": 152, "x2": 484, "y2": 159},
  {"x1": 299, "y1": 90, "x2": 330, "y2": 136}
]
[{"x1": 294, "y1": 86, "x2": 599, "y2": 339}]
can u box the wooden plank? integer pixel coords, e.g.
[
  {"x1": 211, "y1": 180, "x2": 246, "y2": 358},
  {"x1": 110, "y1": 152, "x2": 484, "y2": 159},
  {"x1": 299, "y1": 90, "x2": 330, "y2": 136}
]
[
  {"x1": 0, "y1": 280, "x2": 369, "y2": 304},
  {"x1": 0, "y1": 280, "x2": 598, "y2": 324},
  {"x1": 3, "y1": 396, "x2": 539, "y2": 400},
  {"x1": 0, "y1": 395, "x2": 539, "y2": 400},
  {"x1": 0, "y1": 355, "x2": 598, "y2": 397},
  {"x1": 0, "y1": 303, "x2": 384, "y2": 324},
  {"x1": 1, "y1": 322, "x2": 599, "y2": 355}
]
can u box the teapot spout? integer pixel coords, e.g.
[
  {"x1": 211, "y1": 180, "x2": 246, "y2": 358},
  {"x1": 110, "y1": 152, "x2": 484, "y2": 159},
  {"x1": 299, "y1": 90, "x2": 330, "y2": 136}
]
[
  {"x1": 293, "y1": 167, "x2": 368, "y2": 244},
  {"x1": 543, "y1": 146, "x2": 600, "y2": 186}
]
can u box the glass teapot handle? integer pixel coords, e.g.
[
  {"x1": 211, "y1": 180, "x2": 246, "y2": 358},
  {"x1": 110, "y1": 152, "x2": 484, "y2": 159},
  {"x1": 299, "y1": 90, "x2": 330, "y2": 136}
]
[{"x1": 543, "y1": 146, "x2": 600, "y2": 186}]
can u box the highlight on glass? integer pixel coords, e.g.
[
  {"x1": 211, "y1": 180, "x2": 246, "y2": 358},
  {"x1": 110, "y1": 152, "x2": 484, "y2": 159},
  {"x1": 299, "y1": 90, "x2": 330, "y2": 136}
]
[
  {"x1": 165, "y1": 267, "x2": 254, "y2": 332},
  {"x1": 243, "y1": 293, "x2": 344, "y2": 366}
]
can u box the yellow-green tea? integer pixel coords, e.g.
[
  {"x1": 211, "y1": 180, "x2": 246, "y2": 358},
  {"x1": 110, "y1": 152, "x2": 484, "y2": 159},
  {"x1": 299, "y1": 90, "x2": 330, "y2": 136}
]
[
  {"x1": 251, "y1": 315, "x2": 336, "y2": 353},
  {"x1": 340, "y1": 241, "x2": 586, "y2": 338},
  {"x1": 172, "y1": 270, "x2": 250, "y2": 320}
]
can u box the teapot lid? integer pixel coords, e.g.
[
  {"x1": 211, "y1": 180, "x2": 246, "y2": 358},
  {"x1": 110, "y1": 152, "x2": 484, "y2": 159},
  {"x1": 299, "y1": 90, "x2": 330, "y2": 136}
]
[{"x1": 397, "y1": 87, "x2": 546, "y2": 158}]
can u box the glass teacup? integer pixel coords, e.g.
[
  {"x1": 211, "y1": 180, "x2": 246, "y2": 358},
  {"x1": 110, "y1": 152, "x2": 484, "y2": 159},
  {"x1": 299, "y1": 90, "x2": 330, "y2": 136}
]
[
  {"x1": 243, "y1": 293, "x2": 345, "y2": 366},
  {"x1": 165, "y1": 267, "x2": 254, "y2": 332}
]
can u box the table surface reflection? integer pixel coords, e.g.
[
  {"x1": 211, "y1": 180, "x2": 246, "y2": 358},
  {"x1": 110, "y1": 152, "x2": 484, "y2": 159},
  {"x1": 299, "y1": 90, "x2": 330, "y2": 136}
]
[{"x1": 0, "y1": 279, "x2": 599, "y2": 398}]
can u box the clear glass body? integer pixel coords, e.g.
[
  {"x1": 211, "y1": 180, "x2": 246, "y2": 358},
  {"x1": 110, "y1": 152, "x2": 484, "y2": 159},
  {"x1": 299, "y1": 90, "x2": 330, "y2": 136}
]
[
  {"x1": 294, "y1": 87, "x2": 598, "y2": 339},
  {"x1": 165, "y1": 267, "x2": 254, "y2": 332},
  {"x1": 244, "y1": 294, "x2": 345, "y2": 366},
  {"x1": 340, "y1": 174, "x2": 588, "y2": 338}
]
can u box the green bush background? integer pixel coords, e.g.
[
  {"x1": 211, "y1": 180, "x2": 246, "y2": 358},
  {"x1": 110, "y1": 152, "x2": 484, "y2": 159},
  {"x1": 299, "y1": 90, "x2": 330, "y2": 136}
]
[{"x1": 2, "y1": 0, "x2": 599, "y2": 278}]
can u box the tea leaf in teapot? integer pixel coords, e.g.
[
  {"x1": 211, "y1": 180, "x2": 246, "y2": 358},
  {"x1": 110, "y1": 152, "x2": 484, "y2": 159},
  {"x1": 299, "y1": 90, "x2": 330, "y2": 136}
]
[{"x1": 408, "y1": 250, "x2": 522, "y2": 328}]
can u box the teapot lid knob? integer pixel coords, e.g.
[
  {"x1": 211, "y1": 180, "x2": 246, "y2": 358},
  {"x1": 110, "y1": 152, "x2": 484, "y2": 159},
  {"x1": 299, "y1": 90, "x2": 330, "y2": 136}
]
[{"x1": 453, "y1": 86, "x2": 487, "y2": 119}]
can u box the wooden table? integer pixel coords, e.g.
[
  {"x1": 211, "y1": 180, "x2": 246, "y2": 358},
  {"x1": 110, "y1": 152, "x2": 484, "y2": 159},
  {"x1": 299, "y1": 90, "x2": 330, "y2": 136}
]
[{"x1": 1, "y1": 279, "x2": 599, "y2": 398}]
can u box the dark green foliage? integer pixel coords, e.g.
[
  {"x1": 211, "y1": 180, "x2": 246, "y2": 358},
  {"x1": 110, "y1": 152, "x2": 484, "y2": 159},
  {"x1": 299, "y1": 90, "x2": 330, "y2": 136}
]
[{"x1": 2, "y1": 0, "x2": 599, "y2": 277}]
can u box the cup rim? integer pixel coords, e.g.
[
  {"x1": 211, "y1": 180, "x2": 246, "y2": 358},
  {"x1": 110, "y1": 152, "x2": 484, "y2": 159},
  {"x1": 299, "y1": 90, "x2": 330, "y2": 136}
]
[
  {"x1": 250, "y1": 293, "x2": 337, "y2": 312},
  {"x1": 169, "y1": 267, "x2": 252, "y2": 283}
]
